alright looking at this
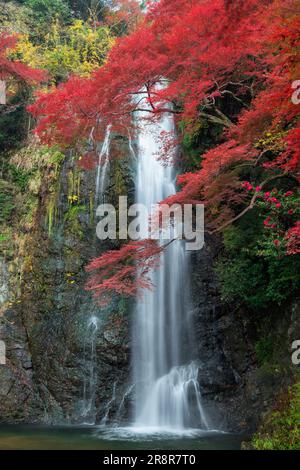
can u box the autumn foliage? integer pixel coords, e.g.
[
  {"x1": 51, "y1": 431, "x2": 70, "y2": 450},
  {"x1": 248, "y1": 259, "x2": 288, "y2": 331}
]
[
  {"x1": 27, "y1": 0, "x2": 300, "y2": 302},
  {"x1": 85, "y1": 240, "x2": 162, "y2": 306},
  {"x1": 0, "y1": 32, "x2": 45, "y2": 83},
  {"x1": 28, "y1": 0, "x2": 268, "y2": 140}
]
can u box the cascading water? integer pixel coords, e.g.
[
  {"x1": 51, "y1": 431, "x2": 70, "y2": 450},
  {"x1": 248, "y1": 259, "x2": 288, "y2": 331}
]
[
  {"x1": 95, "y1": 124, "x2": 112, "y2": 206},
  {"x1": 80, "y1": 316, "x2": 98, "y2": 423},
  {"x1": 79, "y1": 126, "x2": 112, "y2": 424},
  {"x1": 101, "y1": 381, "x2": 117, "y2": 425},
  {"x1": 136, "y1": 363, "x2": 209, "y2": 430},
  {"x1": 132, "y1": 108, "x2": 209, "y2": 432},
  {"x1": 81, "y1": 104, "x2": 209, "y2": 432},
  {"x1": 127, "y1": 129, "x2": 137, "y2": 161}
]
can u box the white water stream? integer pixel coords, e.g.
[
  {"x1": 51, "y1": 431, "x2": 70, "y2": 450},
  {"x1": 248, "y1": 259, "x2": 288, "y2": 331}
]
[
  {"x1": 81, "y1": 316, "x2": 98, "y2": 423},
  {"x1": 82, "y1": 108, "x2": 209, "y2": 432},
  {"x1": 132, "y1": 109, "x2": 209, "y2": 431},
  {"x1": 95, "y1": 124, "x2": 112, "y2": 206},
  {"x1": 80, "y1": 126, "x2": 112, "y2": 424}
]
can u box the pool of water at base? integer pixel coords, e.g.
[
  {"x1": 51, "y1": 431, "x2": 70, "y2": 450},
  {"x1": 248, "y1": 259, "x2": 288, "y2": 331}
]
[{"x1": 0, "y1": 425, "x2": 247, "y2": 450}]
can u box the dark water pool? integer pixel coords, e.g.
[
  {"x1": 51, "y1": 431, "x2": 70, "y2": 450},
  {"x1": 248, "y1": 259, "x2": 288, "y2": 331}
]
[{"x1": 0, "y1": 425, "x2": 246, "y2": 450}]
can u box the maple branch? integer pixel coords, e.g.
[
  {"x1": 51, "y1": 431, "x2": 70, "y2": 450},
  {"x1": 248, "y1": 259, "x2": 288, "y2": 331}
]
[
  {"x1": 132, "y1": 107, "x2": 180, "y2": 115},
  {"x1": 209, "y1": 172, "x2": 293, "y2": 235},
  {"x1": 76, "y1": 104, "x2": 98, "y2": 120},
  {"x1": 214, "y1": 108, "x2": 234, "y2": 126},
  {"x1": 198, "y1": 111, "x2": 232, "y2": 127},
  {"x1": 0, "y1": 102, "x2": 26, "y2": 115},
  {"x1": 146, "y1": 83, "x2": 156, "y2": 111},
  {"x1": 219, "y1": 80, "x2": 252, "y2": 90},
  {"x1": 219, "y1": 89, "x2": 250, "y2": 108},
  {"x1": 254, "y1": 149, "x2": 270, "y2": 166},
  {"x1": 228, "y1": 150, "x2": 271, "y2": 174}
]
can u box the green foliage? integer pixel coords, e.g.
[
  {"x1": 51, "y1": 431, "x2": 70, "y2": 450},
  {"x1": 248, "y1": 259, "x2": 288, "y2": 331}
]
[
  {"x1": 0, "y1": 88, "x2": 29, "y2": 153},
  {"x1": 255, "y1": 189, "x2": 300, "y2": 257},
  {"x1": 0, "y1": 1, "x2": 32, "y2": 35},
  {"x1": 252, "y1": 383, "x2": 300, "y2": 450},
  {"x1": 5, "y1": 164, "x2": 32, "y2": 192},
  {"x1": 216, "y1": 257, "x2": 266, "y2": 309},
  {"x1": 179, "y1": 119, "x2": 223, "y2": 171},
  {"x1": 16, "y1": 18, "x2": 114, "y2": 82},
  {"x1": 217, "y1": 249, "x2": 300, "y2": 310},
  {"x1": 9, "y1": 0, "x2": 71, "y2": 43},
  {"x1": 223, "y1": 211, "x2": 264, "y2": 254},
  {"x1": 0, "y1": 180, "x2": 15, "y2": 224},
  {"x1": 64, "y1": 204, "x2": 85, "y2": 223},
  {"x1": 23, "y1": 0, "x2": 71, "y2": 28},
  {"x1": 255, "y1": 337, "x2": 274, "y2": 365},
  {"x1": 63, "y1": 203, "x2": 86, "y2": 238},
  {"x1": 64, "y1": 1, "x2": 106, "y2": 21},
  {"x1": 48, "y1": 147, "x2": 65, "y2": 169},
  {"x1": 266, "y1": 258, "x2": 300, "y2": 304},
  {"x1": 0, "y1": 232, "x2": 9, "y2": 243},
  {"x1": 216, "y1": 211, "x2": 300, "y2": 310}
]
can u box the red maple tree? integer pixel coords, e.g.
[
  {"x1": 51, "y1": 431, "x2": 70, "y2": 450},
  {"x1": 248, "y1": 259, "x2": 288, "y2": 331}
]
[
  {"x1": 85, "y1": 240, "x2": 162, "y2": 306},
  {"x1": 0, "y1": 33, "x2": 45, "y2": 83},
  {"x1": 28, "y1": 0, "x2": 300, "y2": 301}
]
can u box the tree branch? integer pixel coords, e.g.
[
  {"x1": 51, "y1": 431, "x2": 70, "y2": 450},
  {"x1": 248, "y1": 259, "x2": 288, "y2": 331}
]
[
  {"x1": 209, "y1": 172, "x2": 291, "y2": 235},
  {"x1": 198, "y1": 111, "x2": 232, "y2": 127},
  {"x1": 219, "y1": 89, "x2": 250, "y2": 108},
  {"x1": 0, "y1": 102, "x2": 26, "y2": 116}
]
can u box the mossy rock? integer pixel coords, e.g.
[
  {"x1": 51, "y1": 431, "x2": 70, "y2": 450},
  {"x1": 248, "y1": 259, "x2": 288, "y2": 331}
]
[
  {"x1": 252, "y1": 382, "x2": 300, "y2": 450},
  {"x1": 0, "y1": 179, "x2": 15, "y2": 224}
]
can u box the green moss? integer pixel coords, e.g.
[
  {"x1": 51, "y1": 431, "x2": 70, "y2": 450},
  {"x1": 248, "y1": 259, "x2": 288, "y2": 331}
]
[
  {"x1": 0, "y1": 180, "x2": 15, "y2": 224},
  {"x1": 20, "y1": 195, "x2": 39, "y2": 227},
  {"x1": 0, "y1": 233, "x2": 9, "y2": 243},
  {"x1": 48, "y1": 148, "x2": 65, "y2": 171},
  {"x1": 0, "y1": 226, "x2": 14, "y2": 257},
  {"x1": 252, "y1": 383, "x2": 300, "y2": 450},
  {"x1": 46, "y1": 192, "x2": 59, "y2": 237},
  {"x1": 178, "y1": 118, "x2": 223, "y2": 171},
  {"x1": 67, "y1": 167, "x2": 81, "y2": 201},
  {"x1": 89, "y1": 191, "x2": 95, "y2": 226},
  {"x1": 6, "y1": 163, "x2": 32, "y2": 192},
  {"x1": 255, "y1": 337, "x2": 274, "y2": 365},
  {"x1": 64, "y1": 204, "x2": 86, "y2": 223},
  {"x1": 114, "y1": 161, "x2": 126, "y2": 196},
  {"x1": 64, "y1": 203, "x2": 86, "y2": 238}
]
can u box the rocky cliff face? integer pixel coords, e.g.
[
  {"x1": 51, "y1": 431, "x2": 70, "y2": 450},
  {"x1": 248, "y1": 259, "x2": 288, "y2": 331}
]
[
  {"x1": 190, "y1": 238, "x2": 299, "y2": 432},
  {"x1": 0, "y1": 306, "x2": 43, "y2": 423},
  {"x1": 0, "y1": 141, "x2": 133, "y2": 425},
  {"x1": 0, "y1": 144, "x2": 299, "y2": 432}
]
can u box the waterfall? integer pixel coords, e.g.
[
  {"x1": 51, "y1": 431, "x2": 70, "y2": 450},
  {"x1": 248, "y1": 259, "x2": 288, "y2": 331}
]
[
  {"x1": 132, "y1": 109, "x2": 209, "y2": 431},
  {"x1": 136, "y1": 363, "x2": 209, "y2": 430},
  {"x1": 117, "y1": 384, "x2": 135, "y2": 420},
  {"x1": 79, "y1": 126, "x2": 112, "y2": 424},
  {"x1": 81, "y1": 316, "x2": 98, "y2": 423},
  {"x1": 127, "y1": 129, "x2": 136, "y2": 161},
  {"x1": 101, "y1": 381, "x2": 117, "y2": 426},
  {"x1": 95, "y1": 124, "x2": 112, "y2": 206}
]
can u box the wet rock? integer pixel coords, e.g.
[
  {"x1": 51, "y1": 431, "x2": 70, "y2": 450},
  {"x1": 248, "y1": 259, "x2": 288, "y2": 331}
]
[
  {"x1": 0, "y1": 143, "x2": 133, "y2": 424},
  {"x1": 0, "y1": 142, "x2": 298, "y2": 435},
  {"x1": 0, "y1": 308, "x2": 44, "y2": 423},
  {"x1": 190, "y1": 236, "x2": 298, "y2": 433}
]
